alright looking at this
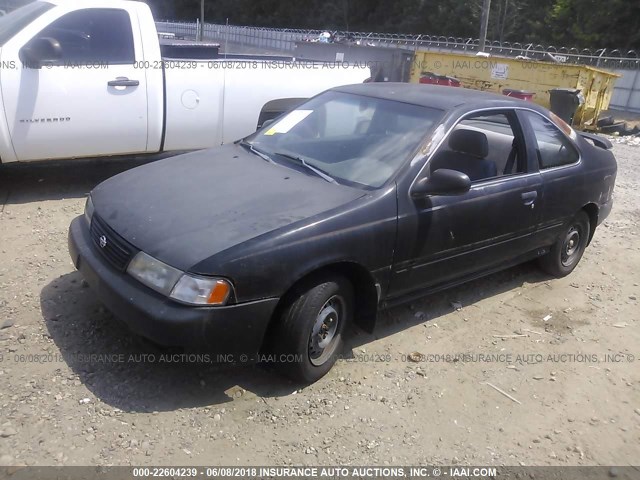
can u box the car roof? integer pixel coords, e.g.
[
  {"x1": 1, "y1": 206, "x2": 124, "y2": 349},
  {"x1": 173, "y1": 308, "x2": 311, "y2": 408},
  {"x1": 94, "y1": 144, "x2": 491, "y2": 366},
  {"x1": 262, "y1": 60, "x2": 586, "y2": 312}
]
[{"x1": 332, "y1": 83, "x2": 544, "y2": 112}]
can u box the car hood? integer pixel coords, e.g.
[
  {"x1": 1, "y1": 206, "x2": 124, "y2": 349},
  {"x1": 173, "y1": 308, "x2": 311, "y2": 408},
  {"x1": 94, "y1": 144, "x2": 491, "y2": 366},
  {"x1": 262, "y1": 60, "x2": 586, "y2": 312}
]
[{"x1": 91, "y1": 144, "x2": 365, "y2": 271}]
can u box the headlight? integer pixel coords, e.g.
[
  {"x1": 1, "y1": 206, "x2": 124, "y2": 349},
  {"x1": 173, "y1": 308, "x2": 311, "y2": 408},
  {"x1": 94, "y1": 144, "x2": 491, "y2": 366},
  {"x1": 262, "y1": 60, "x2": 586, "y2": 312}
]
[
  {"x1": 126, "y1": 251, "x2": 232, "y2": 306},
  {"x1": 126, "y1": 251, "x2": 182, "y2": 296},
  {"x1": 84, "y1": 196, "x2": 95, "y2": 226},
  {"x1": 170, "y1": 275, "x2": 231, "y2": 305}
]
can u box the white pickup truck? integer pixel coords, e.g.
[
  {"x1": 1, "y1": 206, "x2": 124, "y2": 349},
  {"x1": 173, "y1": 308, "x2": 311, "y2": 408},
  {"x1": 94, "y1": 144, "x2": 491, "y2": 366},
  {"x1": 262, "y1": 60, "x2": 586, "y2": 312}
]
[{"x1": 0, "y1": 0, "x2": 369, "y2": 163}]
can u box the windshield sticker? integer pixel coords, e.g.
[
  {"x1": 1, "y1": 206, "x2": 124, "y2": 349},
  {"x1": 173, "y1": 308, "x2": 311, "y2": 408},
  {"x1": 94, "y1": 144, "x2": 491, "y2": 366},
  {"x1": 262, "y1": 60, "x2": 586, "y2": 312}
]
[{"x1": 264, "y1": 110, "x2": 313, "y2": 135}]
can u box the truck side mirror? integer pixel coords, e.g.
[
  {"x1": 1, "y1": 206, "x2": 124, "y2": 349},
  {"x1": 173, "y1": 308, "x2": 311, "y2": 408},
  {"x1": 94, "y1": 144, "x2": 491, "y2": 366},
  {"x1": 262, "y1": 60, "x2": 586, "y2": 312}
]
[
  {"x1": 19, "y1": 37, "x2": 62, "y2": 69},
  {"x1": 411, "y1": 168, "x2": 471, "y2": 198}
]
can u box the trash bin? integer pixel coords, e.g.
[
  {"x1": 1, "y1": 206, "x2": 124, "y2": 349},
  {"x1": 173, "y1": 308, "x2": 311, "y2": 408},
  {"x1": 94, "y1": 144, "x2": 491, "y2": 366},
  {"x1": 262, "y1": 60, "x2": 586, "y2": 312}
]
[
  {"x1": 549, "y1": 88, "x2": 584, "y2": 125},
  {"x1": 502, "y1": 89, "x2": 535, "y2": 101},
  {"x1": 419, "y1": 72, "x2": 461, "y2": 87}
]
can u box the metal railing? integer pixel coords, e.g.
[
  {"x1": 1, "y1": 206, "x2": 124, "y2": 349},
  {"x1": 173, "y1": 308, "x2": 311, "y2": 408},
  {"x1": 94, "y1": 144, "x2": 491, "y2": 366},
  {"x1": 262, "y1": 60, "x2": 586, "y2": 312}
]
[{"x1": 156, "y1": 20, "x2": 640, "y2": 70}]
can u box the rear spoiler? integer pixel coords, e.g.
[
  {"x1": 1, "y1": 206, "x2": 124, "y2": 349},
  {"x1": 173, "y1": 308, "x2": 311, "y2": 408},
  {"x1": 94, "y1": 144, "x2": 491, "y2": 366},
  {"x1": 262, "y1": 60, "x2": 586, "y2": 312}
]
[{"x1": 580, "y1": 132, "x2": 613, "y2": 150}]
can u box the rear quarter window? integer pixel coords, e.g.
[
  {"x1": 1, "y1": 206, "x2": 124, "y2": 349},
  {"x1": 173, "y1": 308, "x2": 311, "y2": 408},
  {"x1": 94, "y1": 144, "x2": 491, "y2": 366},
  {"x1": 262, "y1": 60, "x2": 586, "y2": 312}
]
[{"x1": 522, "y1": 111, "x2": 579, "y2": 169}]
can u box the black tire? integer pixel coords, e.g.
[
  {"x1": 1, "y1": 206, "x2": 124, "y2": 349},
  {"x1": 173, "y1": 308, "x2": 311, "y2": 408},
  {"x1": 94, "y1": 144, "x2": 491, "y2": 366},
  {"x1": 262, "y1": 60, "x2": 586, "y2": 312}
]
[
  {"x1": 274, "y1": 275, "x2": 353, "y2": 383},
  {"x1": 538, "y1": 211, "x2": 590, "y2": 278}
]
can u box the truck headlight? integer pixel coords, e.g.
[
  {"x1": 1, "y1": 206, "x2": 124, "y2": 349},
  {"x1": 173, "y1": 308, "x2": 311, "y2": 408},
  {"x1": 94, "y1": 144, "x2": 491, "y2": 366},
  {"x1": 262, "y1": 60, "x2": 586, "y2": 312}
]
[
  {"x1": 170, "y1": 275, "x2": 232, "y2": 305},
  {"x1": 126, "y1": 251, "x2": 182, "y2": 296},
  {"x1": 84, "y1": 196, "x2": 95, "y2": 226},
  {"x1": 126, "y1": 251, "x2": 232, "y2": 306}
]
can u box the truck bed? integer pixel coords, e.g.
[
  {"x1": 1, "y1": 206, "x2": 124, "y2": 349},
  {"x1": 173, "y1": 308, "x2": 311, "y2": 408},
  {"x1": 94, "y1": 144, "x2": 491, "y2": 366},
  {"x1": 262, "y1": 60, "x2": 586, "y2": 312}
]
[
  {"x1": 159, "y1": 39, "x2": 294, "y2": 62},
  {"x1": 159, "y1": 39, "x2": 221, "y2": 59}
]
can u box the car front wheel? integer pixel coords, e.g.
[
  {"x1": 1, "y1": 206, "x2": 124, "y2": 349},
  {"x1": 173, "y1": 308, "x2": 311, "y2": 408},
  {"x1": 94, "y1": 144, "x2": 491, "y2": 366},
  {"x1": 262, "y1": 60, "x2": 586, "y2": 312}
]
[
  {"x1": 274, "y1": 275, "x2": 353, "y2": 383},
  {"x1": 538, "y1": 211, "x2": 590, "y2": 277}
]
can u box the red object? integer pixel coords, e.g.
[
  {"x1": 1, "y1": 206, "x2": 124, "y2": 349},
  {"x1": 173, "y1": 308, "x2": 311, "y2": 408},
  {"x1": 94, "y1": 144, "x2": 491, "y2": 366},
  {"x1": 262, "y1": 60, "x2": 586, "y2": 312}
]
[
  {"x1": 419, "y1": 72, "x2": 461, "y2": 87},
  {"x1": 502, "y1": 89, "x2": 535, "y2": 101}
]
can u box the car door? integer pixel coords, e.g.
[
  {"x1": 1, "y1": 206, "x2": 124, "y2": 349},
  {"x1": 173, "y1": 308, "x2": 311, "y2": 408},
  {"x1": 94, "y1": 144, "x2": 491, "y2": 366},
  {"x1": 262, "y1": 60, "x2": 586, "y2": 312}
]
[
  {"x1": 517, "y1": 110, "x2": 583, "y2": 247},
  {"x1": 388, "y1": 109, "x2": 543, "y2": 299},
  {"x1": 0, "y1": 7, "x2": 148, "y2": 161}
]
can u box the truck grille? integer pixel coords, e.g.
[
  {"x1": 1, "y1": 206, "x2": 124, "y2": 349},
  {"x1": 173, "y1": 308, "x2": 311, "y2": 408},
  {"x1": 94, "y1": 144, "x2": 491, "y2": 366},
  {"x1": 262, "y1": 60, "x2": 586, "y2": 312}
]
[{"x1": 90, "y1": 215, "x2": 135, "y2": 271}]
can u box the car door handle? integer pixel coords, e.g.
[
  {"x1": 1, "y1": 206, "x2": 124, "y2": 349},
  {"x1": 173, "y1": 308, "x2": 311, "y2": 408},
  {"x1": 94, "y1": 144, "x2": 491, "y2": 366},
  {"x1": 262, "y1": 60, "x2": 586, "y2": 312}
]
[
  {"x1": 107, "y1": 78, "x2": 139, "y2": 87},
  {"x1": 521, "y1": 191, "x2": 538, "y2": 206}
]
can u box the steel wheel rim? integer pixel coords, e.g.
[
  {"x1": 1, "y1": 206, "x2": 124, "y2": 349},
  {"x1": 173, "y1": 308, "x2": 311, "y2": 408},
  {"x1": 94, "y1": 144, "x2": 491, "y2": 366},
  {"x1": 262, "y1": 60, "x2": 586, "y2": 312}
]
[
  {"x1": 308, "y1": 295, "x2": 343, "y2": 366},
  {"x1": 561, "y1": 226, "x2": 582, "y2": 267}
]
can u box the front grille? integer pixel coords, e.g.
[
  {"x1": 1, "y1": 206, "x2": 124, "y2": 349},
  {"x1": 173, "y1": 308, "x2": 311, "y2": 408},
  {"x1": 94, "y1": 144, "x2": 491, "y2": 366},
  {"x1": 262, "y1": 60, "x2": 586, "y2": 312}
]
[{"x1": 90, "y1": 215, "x2": 135, "y2": 271}]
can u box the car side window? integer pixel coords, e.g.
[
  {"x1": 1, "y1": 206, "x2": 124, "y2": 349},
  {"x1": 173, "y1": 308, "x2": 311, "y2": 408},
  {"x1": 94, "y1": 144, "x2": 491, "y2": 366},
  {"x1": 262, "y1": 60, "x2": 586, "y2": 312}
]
[
  {"x1": 33, "y1": 8, "x2": 134, "y2": 64},
  {"x1": 428, "y1": 111, "x2": 526, "y2": 183},
  {"x1": 522, "y1": 111, "x2": 579, "y2": 169}
]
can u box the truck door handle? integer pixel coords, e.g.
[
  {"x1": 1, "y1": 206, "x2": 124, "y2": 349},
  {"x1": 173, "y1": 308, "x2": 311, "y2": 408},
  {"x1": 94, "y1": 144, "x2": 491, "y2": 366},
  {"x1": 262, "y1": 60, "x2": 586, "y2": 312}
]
[
  {"x1": 108, "y1": 77, "x2": 139, "y2": 87},
  {"x1": 521, "y1": 191, "x2": 538, "y2": 206}
]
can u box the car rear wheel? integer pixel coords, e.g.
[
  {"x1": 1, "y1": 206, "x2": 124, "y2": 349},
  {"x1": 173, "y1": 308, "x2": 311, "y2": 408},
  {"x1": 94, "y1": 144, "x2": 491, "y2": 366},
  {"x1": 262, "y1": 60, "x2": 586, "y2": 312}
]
[
  {"x1": 538, "y1": 211, "x2": 590, "y2": 277},
  {"x1": 274, "y1": 275, "x2": 353, "y2": 383}
]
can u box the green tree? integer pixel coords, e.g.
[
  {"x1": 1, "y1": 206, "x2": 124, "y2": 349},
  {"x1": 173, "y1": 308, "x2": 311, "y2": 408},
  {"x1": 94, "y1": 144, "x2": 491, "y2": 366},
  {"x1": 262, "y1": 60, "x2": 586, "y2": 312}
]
[{"x1": 548, "y1": 0, "x2": 640, "y2": 50}]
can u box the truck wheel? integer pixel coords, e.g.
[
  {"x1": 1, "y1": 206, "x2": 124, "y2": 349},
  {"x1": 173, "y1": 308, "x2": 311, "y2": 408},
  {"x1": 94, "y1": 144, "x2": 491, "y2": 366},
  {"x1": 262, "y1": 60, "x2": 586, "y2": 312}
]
[
  {"x1": 275, "y1": 275, "x2": 353, "y2": 383},
  {"x1": 538, "y1": 211, "x2": 590, "y2": 278}
]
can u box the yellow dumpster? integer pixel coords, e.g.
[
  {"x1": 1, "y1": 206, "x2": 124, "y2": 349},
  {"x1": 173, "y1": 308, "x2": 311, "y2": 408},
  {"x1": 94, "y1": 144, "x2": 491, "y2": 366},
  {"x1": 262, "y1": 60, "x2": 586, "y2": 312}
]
[{"x1": 409, "y1": 50, "x2": 620, "y2": 131}]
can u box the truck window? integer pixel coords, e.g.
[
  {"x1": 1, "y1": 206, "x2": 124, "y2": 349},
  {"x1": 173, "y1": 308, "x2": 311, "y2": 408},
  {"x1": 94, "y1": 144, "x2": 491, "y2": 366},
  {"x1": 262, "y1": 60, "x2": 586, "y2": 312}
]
[
  {"x1": 0, "y1": 1, "x2": 54, "y2": 46},
  {"x1": 32, "y1": 8, "x2": 134, "y2": 64}
]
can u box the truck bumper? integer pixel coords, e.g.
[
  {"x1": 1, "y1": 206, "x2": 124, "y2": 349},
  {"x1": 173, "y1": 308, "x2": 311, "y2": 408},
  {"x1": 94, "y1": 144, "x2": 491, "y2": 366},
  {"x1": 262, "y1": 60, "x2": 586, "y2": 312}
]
[{"x1": 68, "y1": 216, "x2": 278, "y2": 359}]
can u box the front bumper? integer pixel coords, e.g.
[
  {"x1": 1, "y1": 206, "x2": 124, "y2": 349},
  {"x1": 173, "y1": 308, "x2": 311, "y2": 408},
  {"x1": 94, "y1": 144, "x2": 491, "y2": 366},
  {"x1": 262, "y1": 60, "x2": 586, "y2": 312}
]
[{"x1": 68, "y1": 216, "x2": 279, "y2": 356}]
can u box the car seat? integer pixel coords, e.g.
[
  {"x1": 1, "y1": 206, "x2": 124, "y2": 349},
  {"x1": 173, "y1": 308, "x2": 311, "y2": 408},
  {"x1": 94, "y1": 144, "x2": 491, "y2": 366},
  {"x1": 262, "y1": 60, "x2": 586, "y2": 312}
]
[{"x1": 429, "y1": 129, "x2": 497, "y2": 181}]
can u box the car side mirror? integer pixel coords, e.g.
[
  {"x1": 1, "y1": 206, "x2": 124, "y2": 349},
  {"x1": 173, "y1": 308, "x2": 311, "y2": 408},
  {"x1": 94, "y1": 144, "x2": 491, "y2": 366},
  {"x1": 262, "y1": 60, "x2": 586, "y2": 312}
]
[
  {"x1": 411, "y1": 168, "x2": 471, "y2": 198},
  {"x1": 19, "y1": 37, "x2": 62, "y2": 69}
]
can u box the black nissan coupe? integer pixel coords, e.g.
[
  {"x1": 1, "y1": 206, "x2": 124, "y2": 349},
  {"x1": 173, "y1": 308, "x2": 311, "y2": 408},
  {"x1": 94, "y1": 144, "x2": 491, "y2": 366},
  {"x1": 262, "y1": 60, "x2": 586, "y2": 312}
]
[{"x1": 68, "y1": 83, "x2": 617, "y2": 383}]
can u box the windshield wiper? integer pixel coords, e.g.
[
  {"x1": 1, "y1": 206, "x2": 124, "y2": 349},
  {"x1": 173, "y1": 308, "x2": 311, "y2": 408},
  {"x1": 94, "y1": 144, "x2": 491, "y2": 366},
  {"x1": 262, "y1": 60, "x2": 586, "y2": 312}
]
[
  {"x1": 274, "y1": 152, "x2": 338, "y2": 184},
  {"x1": 238, "y1": 140, "x2": 276, "y2": 164}
]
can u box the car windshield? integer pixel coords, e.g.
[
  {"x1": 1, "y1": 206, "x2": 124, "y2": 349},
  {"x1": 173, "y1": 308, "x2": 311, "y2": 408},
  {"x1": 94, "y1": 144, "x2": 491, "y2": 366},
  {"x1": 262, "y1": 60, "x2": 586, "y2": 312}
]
[
  {"x1": 0, "y1": 1, "x2": 53, "y2": 46},
  {"x1": 246, "y1": 91, "x2": 443, "y2": 188}
]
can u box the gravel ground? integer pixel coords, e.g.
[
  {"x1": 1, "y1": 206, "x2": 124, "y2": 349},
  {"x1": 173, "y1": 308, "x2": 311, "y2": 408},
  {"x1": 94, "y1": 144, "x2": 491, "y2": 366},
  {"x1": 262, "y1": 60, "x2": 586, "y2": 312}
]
[{"x1": 0, "y1": 143, "x2": 638, "y2": 468}]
